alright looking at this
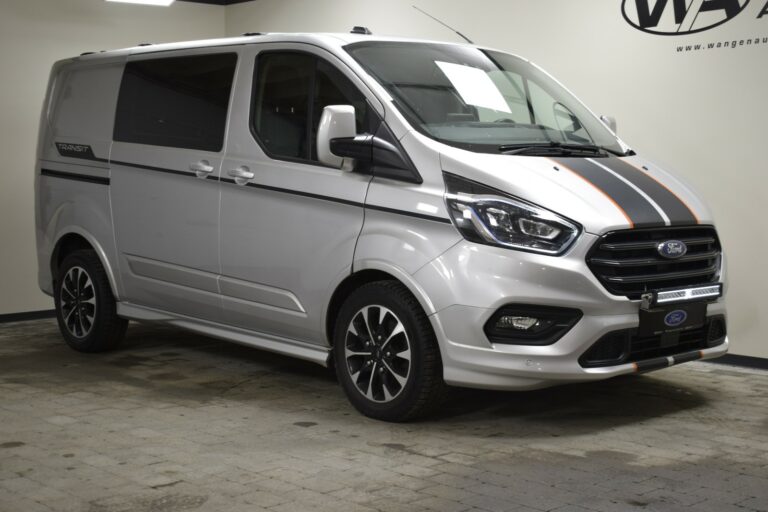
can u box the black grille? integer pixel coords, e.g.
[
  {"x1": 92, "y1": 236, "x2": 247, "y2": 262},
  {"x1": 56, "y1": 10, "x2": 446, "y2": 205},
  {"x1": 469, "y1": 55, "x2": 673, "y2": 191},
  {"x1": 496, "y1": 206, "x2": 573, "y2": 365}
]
[
  {"x1": 587, "y1": 226, "x2": 721, "y2": 299},
  {"x1": 579, "y1": 316, "x2": 726, "y2": 368}
]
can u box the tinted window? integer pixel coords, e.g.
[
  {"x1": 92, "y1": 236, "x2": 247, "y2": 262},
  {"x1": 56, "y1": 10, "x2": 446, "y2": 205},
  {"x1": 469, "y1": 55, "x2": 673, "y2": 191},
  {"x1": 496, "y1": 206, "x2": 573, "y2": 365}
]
[
  {"x1": 252, "y1": 53, "x2": 313, "y2": 160},
  {"x1": 114, "y1": 53, "x2": 237, "y2": 152},
  {"x1": 252, "y1": 52, "x2": 369, "y2": 162},
  {"x1": 311, "y1": 59, "x2": 368, "y2": 160}
]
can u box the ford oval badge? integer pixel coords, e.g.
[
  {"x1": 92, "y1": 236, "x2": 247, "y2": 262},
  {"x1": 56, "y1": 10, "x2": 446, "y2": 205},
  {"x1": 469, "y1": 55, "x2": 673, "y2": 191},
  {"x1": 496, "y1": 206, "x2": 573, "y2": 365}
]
[
  {"x1": 657, "y1": 240, "x2": 688, "y2": 259},
  {"x1": 664, "y1": 310, "x2": 688, "y2": 327}
]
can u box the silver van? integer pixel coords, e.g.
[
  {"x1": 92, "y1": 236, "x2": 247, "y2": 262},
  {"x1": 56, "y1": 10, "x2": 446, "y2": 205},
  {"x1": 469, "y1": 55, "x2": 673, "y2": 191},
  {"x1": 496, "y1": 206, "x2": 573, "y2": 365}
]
[{"x1": 35, "y1": 32, "x2": 728, "y2": 421}]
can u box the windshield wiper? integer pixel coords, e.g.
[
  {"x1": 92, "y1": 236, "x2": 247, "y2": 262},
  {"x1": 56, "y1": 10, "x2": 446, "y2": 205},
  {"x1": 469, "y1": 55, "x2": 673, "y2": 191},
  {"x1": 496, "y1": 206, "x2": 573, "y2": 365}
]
[{"x1": 499, "y1": 141, "x2": 609, "y2": 157}]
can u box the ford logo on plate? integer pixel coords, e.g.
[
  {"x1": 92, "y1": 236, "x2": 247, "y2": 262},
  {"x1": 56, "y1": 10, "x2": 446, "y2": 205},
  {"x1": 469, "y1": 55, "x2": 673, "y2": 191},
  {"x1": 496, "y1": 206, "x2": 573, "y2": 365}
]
[
  {"x1": 664, "y1": 310, "x2": 688, "y2": 327},
  {"x1": 657, "y1": 240, "x2": 688, "y2": 259}
]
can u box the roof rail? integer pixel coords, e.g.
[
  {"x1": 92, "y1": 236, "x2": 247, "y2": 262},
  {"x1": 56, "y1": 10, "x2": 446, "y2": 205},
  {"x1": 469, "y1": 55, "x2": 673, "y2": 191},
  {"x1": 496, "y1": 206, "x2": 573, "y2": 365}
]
[
  {"x1": 242, "y1": 32, "x2": 263, "y2": 36},
  {"x1": 137, "y1": 43, "x2": 153, "y2": 47},
  {"x1": 80, "y1": 51, "x2": 95, "y2": 56},
  {"x1": 350, "y1": 26, "x2": 372, "y2": 35}
]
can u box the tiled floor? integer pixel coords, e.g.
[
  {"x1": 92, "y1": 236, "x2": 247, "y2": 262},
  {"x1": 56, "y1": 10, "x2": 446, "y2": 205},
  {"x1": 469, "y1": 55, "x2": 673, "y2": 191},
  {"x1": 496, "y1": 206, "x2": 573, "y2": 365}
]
[{"x1": 1, "y1": 318, "x2": 766, "y2": 512}]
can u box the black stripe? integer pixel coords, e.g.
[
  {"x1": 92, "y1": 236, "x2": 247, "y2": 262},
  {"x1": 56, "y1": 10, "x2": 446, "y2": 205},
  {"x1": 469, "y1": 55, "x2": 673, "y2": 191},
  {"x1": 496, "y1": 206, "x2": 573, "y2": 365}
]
[
  {"x1": 41, "y1": 169, "x2": 110, "y2": 186},
  {"x1": 110, "y1": 158, "x2": 450, "y2": 224},
  {"x1": 220, "y1": 178, "x2": 364, "y2": 208},
  {"x1": 220, "y1": 178, "x2": 451, "y2": 224},
  {"x1": 365, "y1": 204, "x2": 452, "y2": 224},
  {"x1": 600, "y1": 157, "x2": 698, "y2": 225},
  {"x1": 554, "y1": 157, "x2": 666, "y2": 228},
  {"x1": 111, "y1": 159, "x2": 196, "y2": 178}
]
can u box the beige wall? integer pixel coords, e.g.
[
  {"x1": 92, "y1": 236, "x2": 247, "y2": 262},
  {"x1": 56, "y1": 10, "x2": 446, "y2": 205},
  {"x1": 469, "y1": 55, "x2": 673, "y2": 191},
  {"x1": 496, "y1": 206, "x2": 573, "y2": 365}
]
[
  {"x1": 2, "y1": 0, "x2": 766, "y2": 358},
  {"x1": 0, "y1": 0, "x2": 225, "y2": 315}
]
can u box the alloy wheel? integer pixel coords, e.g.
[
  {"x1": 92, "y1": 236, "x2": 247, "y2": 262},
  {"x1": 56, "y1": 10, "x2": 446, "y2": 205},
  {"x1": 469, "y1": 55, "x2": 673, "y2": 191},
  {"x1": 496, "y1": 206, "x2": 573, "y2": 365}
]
[
  {"x1": 344, "y1": 305, "x2": 412, "y2": 403},
  {"x1": 59, "y1": 266, "x2": 96, "y2": 339}
]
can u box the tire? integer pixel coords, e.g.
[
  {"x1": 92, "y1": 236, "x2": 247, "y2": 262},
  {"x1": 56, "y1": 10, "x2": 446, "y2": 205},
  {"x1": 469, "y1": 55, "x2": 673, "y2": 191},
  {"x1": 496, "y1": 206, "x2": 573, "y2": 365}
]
[
  {"x1": 54, "y1": 249, "x2": 127, "y2": 352},
  {"x1": 333, "y1": 280, "x2": 446, "y2": 422}
]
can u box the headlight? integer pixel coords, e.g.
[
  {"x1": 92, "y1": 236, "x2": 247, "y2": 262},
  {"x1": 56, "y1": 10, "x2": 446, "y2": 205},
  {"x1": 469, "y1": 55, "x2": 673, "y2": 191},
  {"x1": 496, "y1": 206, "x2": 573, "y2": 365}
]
[{"x1": 444, "y1": 173, "x2": 581, "y2": 255}]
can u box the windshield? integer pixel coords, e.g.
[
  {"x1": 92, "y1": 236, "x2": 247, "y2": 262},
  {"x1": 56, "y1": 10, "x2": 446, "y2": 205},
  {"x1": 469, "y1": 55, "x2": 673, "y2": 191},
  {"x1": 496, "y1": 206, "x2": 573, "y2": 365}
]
[{"x1": 345, "y1": 41, "x2": 626, "y2": 155}]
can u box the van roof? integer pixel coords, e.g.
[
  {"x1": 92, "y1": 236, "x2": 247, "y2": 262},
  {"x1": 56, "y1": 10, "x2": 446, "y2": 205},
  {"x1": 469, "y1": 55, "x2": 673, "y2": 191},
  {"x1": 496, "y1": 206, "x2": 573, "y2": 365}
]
[{"x1": 75, "y1": 32, "x2": 473, "y2": 61}]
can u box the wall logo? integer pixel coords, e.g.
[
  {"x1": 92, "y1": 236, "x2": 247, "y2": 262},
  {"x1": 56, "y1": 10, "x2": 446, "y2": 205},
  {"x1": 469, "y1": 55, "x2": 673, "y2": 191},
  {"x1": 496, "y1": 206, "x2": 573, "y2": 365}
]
[{"x1": 622, "y1": 0, "x2": 752, "y2": 35}]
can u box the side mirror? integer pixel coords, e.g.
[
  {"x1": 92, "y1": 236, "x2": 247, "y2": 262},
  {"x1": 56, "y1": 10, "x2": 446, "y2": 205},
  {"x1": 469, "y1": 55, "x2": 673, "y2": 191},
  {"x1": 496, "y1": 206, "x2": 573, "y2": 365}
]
[
  {"x1": 317, "y1": 105, "x2": 357, "y2": 170},
  {"x1": 320, "y1": 106, "x2": 423, "y2": 184},
  {"x1": 600, "y1": 115, "x2": 617, "y2": 134}
]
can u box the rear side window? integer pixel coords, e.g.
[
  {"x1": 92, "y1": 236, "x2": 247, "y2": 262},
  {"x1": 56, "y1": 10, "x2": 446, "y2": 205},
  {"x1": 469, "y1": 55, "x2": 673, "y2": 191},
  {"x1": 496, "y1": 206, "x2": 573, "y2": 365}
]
[
  {"x1": 252, "y1": 52, "x2": 369, "y2": 162},
  {"x1": 114, "y1": 53, "x2": 237, "y2": 152}
]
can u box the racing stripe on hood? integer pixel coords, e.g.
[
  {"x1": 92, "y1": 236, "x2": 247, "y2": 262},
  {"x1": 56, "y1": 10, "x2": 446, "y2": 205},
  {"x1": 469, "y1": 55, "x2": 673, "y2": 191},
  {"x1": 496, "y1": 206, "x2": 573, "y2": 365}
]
[
  {"x1": 613, "y1": 158, "x2": 699, "y2": 225},
  {"x1": 552, "y1": 157, "x2": 666, "y2": 229}
]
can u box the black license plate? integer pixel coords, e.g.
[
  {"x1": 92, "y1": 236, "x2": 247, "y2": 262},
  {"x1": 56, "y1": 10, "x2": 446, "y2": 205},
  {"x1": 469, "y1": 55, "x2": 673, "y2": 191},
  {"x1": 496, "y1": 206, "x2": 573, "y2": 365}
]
[{"x1": 638, "y1": 301, "x2": 707, "y2": 337}]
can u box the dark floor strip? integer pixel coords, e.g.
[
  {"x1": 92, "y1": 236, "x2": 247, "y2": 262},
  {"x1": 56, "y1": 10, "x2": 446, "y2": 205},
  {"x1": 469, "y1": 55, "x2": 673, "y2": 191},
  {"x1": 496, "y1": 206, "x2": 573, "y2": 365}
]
[
  {"x1": 704, "y1": 354, "x2": 768, "y2": 370},
  {"x1": 0, "y1": 309, "x2": 56, "y2": 323}
]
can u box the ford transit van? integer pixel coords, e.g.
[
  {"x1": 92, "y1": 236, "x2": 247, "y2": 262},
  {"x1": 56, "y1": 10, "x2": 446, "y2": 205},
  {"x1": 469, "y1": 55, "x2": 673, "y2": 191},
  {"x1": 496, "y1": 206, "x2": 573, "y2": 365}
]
[{"x1": 35, "y1": 32, "x2": 727, "y2": 421}]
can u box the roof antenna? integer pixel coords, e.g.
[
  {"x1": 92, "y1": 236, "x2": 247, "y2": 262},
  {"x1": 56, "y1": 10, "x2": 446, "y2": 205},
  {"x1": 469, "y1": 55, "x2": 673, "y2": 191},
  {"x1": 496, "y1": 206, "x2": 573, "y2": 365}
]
[{"x1": 412, "y1": 5, "x2": 474, "y2": 44}]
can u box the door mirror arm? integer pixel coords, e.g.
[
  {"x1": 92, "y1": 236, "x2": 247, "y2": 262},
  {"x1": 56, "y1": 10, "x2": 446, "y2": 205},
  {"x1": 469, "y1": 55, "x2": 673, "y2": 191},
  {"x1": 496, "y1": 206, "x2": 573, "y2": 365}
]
[
  {"x1": 329, "y1": 134, "x2": 375, "y2": 162},
  {"x1": 319, "y1": 104, "x2": 422, "y2": 184},
  {"x1": 330, "y1": 134, "x2": 421, "y2": 184}
]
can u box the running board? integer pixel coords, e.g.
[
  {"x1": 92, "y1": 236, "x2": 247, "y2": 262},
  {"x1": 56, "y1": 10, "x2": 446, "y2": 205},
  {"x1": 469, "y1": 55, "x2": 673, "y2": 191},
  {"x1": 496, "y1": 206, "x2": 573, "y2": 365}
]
[{"x1": 116, "y1": 302, "x2": 330, "y2": 367}]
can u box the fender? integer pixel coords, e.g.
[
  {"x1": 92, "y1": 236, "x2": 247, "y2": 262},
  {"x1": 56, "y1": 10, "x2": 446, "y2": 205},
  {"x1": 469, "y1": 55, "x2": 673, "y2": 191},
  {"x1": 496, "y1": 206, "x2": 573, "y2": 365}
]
[
  {"x1": 50, "y1": 226, "x2": 121, "y2": 301},
  {"x1": 352, "y1": 258, "x2": 438, "y2": 316}
]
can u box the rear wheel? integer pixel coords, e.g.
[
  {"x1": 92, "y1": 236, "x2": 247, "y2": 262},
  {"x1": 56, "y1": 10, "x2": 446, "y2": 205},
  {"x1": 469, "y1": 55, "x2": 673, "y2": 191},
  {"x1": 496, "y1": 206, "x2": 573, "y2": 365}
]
[
  {"x1": 333, "y1": 281, "x2": 446, "y2": 421},
  {"x1": 54, "y1": 250, "x2": 127, "y2": 352}
]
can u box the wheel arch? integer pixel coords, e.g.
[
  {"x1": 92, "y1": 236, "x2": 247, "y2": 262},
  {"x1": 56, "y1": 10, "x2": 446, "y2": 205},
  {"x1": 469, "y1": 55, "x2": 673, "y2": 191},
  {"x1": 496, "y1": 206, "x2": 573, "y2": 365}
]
[
  {"x1": 51, "y1": 228, "x2": 120, "y2": 301},
  {"x1": 325, "y1": 261, "x2": 437, "y2": 348}
]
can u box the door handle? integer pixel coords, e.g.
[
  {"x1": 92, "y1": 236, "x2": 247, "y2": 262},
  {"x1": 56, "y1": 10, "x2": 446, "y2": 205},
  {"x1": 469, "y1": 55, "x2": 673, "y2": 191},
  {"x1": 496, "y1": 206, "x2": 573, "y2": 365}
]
[
  {"x1": 228, "y1": 166, "x2": 254, "y2": 185},
  {"x1": 190, "y1": 160, "x2": 214, "y2": 178}
]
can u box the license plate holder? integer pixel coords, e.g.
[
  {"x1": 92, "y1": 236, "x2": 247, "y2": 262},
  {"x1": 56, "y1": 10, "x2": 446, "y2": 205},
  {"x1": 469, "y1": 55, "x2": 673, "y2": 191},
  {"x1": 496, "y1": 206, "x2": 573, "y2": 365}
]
[{"x1": 638, "y1": 301, "x2": 707, "y2": 337}]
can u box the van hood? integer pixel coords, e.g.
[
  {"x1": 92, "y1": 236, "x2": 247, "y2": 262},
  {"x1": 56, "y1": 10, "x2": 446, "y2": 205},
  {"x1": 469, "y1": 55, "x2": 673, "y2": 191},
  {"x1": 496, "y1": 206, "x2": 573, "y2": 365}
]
[{"x1": 438, "y1": 146, "x2": 711, "y2": 235}]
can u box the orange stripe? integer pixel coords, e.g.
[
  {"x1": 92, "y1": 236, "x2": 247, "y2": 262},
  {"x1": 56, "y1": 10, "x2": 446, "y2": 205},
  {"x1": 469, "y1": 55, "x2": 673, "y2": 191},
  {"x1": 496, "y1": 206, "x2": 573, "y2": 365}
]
[
  {"x1": 632, "y1": 362, "x2": 639, "y2": 372},
  {"x1": 548, "y1": 158, "x2": 635, "y2": 228},
  {"x1": 620, "y1": 158, "x2": 700, "y2": 224}
]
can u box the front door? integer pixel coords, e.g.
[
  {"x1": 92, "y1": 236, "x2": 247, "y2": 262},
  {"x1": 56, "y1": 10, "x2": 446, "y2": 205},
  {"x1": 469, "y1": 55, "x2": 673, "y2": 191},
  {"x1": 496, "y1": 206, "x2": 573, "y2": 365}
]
[
  {"x1": 111, "y1": 50, "x2": 239, "y2": 322},
  {"x1": 219, "y1": 44, "x2": 383, "y2": 344}
]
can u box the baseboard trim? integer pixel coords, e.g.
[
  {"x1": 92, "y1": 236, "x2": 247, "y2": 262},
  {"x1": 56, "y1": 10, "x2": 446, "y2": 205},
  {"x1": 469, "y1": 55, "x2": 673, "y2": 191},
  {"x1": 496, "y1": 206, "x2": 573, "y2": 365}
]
[
  {"x1": 0, "y1": 309, "x2": 56, "y2": 323},
  {"x1": 705, "y1": 354, "x2": 768, "y2": 371}
]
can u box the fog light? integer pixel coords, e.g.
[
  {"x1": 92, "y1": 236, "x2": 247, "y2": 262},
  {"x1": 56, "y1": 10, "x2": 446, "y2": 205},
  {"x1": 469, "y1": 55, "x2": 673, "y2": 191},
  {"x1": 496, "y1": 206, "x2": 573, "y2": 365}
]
[
  {"x1": 484, "y1": 304, "x2": 583, "y2": 345},
  {"x1": 497, "y1": 315, "x2": 539, "y2": 330}
]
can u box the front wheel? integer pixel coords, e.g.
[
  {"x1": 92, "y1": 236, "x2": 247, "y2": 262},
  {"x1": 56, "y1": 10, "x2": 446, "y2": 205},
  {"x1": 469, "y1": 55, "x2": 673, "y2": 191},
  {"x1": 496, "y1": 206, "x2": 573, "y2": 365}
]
[
  {"x1": 54, "y1": 249, "x2": 127, "y2": 352},
  {"x1": 333, "y1": 281, "x2": 446, "y2": 421}
]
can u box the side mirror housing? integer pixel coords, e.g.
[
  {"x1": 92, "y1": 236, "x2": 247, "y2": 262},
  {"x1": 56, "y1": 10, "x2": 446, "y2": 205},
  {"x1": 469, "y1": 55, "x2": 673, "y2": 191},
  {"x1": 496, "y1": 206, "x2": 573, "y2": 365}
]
[
  {"x1": 317, "y1": 105, "x2": 357, "y2": 170},
  {"x1": 319, "y1": 104, "x2": 423, "y2": 184},
  {"x1": 329, "y1": 125, "x2": 422, "y2": 184},
  {"x1": 600, "y1": 115, "x2": 617, "y2": 134}
]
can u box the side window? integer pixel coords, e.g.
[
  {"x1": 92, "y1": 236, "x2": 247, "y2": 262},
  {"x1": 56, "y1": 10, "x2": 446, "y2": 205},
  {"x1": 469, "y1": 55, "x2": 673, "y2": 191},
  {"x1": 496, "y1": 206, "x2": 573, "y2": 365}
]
[
  {"x1": 114, "y1": 53, "x2": 237, "y2": 152},
  {"x1": 252, "y1": 52, "x2": 369, "y2": 163},
  {"x1": 252, "y1": 53, "x2": 314, "y2": 160},
  {"x1": 311, "y1": 59, "x2": 369, "y2": 160}
]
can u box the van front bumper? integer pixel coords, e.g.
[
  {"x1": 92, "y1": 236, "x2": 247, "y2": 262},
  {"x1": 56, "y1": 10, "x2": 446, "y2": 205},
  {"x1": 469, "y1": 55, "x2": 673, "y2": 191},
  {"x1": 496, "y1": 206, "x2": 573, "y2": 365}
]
[{"x1": 414, "y1": 233, "x2": 728, "y2": 391}]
